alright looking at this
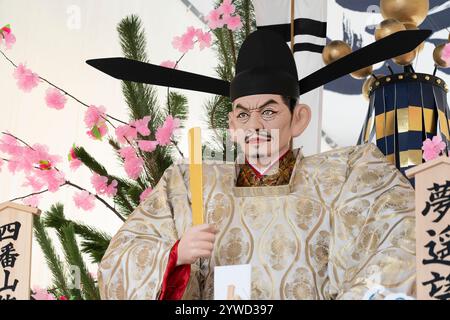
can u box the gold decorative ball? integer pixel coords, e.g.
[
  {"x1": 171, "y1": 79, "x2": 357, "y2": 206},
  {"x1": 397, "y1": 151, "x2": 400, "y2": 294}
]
[
  {"x1": 404, "y1": 23, "x2": 425, "y2": 52},
  {"x1": 351, "y1": 65, "x2": 374, "y2": 79},
  {"x1": 433, "y1": 43, "x2": 450, "y2": 68},
  {"x1": 322, "y1": 40, "x2": 352, "y2": 65},
  {"x1": 380, "y1": 0, "x2": 429, "y2": 27},
  {"x1": 393, "y1": 50, "x2": 417, "y2": 66},
  {"x1": 362, "y1": 74, "x2": 384, "y2": 101},
  {"x1": 375, "y1": 18, "x2": 406, "y2": 41}
]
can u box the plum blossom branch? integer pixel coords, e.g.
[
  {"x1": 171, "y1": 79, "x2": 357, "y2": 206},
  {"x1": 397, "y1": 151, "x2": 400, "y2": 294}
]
[{"x1": 1, "y1": 133, "x2": 125, "y2": 222}]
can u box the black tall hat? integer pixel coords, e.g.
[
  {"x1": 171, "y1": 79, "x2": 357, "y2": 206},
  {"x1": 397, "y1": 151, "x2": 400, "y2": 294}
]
[
  {"x1": 86, "y1": 29, "x2": 431, "y2": 102},
  {"x1": 230, "y1": 30, "x2": 299, "y2": 101}
]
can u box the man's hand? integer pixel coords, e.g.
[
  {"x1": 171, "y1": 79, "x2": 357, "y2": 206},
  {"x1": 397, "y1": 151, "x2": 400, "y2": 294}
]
[{"x1": 176, "y1": 224, "x2": 218, "y2": 266}]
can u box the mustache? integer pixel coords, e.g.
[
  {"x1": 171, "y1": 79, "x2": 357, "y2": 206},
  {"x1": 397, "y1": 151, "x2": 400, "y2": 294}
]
[{"x1": 244, "y1": 130, "x2": 272, "y2": 143}]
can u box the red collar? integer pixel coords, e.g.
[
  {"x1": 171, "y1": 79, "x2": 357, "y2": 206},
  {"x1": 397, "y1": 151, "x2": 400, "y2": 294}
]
[{"x1": 244, "y1": 149, "x2": 291, "y2": 178}]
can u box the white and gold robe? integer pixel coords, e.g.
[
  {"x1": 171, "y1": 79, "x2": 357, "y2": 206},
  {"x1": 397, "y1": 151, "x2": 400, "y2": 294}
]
[{"x1": 98, "y1": 143, "x2": 416, "y2": 299}]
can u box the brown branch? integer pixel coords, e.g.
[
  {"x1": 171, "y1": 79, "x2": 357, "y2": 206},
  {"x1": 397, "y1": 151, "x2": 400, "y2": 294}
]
[
  {"x1": 0, "y1": 48, "x2": 128, "y2": 126},
  {"x1": 9, "y1": 187, "x2": 53, "y2": 202},
  {"x1": 65, "y1": 180, "x2": 125, "y2": 222},
  {"x1": 1, "y1": 131, "x2": 35, "y2": 149}
]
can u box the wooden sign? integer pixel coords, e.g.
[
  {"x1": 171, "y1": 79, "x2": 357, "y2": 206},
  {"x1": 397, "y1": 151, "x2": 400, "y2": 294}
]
[
  {"x1": 406, "y1": 156, "x2": 450, "y2": 300},
  {"x1": 0, "y1": 202, "x2": 40, "y2": 300}
]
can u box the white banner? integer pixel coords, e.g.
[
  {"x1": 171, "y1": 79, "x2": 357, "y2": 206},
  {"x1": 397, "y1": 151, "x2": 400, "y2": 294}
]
[{"x1": 252, "y1": 0, "x2": 327, "y2": 155}]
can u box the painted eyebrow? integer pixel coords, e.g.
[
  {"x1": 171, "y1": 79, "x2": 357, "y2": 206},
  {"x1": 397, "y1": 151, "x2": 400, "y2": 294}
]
[{"x1": 234, "y1": 99, "x2": 280, "y2": 112}]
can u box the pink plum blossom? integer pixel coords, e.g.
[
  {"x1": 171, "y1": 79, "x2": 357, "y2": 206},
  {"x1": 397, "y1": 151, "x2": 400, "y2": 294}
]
[
  {"x1": 68, "y1": 146, "x2": 82, "y2": 171},
  {"x1": 45, "y1": 88, "x2": 67, "y2": 110},
  {"x1": 140, "y1": 187, "x2": 153, "y2": 202},
  {"x1": 124, "y1": 156, "x2": 144, "y2": 179},
  {"x1": 35, "y1": 169, "x2": 65, "y2": 192},
  {"x1": 70, "y1": 159, "x2": 82, "y2": 171},
  {"x1": 23, "y1": 175, "x2": 45, "y2": 192},
  {"x1": 172, "y1": 27, "x2": 196, "y2": 53},
  {"x1": 196, "y1": 30, "x2": 212, "y2": 50},
  {"x1": 87, "y1": 123, "x2": 107, "y2": 140},
  {"x1": 13, "y1": 63, "x2": 40, "y2": 92},
  {"x1": 84, "y1": 105, "x2": 108, "y2": 140},
  {"x1": 23, "y1": 194, "x2": 41, "y2": 208},
  {"x1": 160, "y1": 60, "x2": 177, "y2": 69},
  {"x1": 119, "y1": 147, "x2": 144, "y2": 179},
  {"x1": 155, "y1": 116, "x2": 180, "y2": 146},
  {"x1": 115, "y1": 125, "x2": 137, "y2": 144},
  {"x1": 115, "y1": 116, "x2": 151, "y2": 144},
  {"x1": 84, "y1": 105, "x2": 106, "y2": 127},
  {"x1": 2, "y1": 32, "x2": 16, "y2": 50},
  {"x1": 91, "y1": 173, "x2": 108, "y2": 193},
  {"x1": 0, "y1": 134, "x2": 21, "y2": 156},
  {"x1": 32, "y1": 287, "x2": 56, "y2": 300},
  {"x1": 104, "y1": 179, "x2": 118, "y2": 197},
  {"x1": 442, "y1": 43, "x2": 450, "y2": 65},
  {"x1": 207, "y1": 8, "x2": 225, "y2": 29},
  {"x1": 91, "y1": 173, "x2": 117, "y2": 197},
  {"x1": 137, "y1": 140, "x2": 158, "y2": 152},
  {"x1": 224, "y1": 15, "x2": 243, "y2": 31},
  {"x1": 119, "y1": 146, "x2": 135, "y2": 159},
  {"x1": 73, "y1": 190, "x2": 95, "y2": 211},
  {"x1": 131, "y1": 116, "x2": 151, "y2": 136},
  {"x1": 218, "y1": 0, "x2": 236, "y2": 16},
  {"x1": 422, "y1": 135, "x2": 447, "y2": 162}
]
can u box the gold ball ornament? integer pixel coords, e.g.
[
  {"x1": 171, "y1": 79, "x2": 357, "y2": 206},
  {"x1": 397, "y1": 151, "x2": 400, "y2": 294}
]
[
  {"x1": 362, "y1": 74, "x2": 384, "y2": 101},
  {"x1": 375, "y1": 18, "x2": 406, "y2": 41},
  {"x1": 392, "y1": 49, "x2": 417, "y2": 66},
  {"x1": 351, "y1": 65, "x2": 374, "y2": 79},
  {"x1": 404, "y1": 23, "x2": 425, "y2": 52},
  {"x1": 433, "y1": 44, "x2": 450, "y2": 68},
  {"x1": 380, "y1": 0, "x2": 429, "y2": 27},
  {"x1": 322, "y1": 40, "x2": 352, "y2": 65}
]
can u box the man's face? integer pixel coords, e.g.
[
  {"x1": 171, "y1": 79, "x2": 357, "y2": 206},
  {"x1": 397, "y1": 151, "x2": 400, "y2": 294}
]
[{"x1": 228, "y1": 94, "x2": 310, "y2": 163}]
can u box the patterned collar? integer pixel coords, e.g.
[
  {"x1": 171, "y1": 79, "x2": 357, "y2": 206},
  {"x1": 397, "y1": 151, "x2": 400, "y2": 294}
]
[{"x1": 236, "y1": 149, "x2": 298, "y2": 187}]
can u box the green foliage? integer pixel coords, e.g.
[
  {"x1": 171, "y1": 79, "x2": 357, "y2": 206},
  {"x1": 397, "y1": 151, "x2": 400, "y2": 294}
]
[{"x1": 34, "y1": 204, "x2": 103, "y2": 299}]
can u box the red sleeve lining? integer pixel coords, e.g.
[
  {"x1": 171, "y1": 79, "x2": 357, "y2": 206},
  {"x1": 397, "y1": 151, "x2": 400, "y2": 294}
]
[{"x1": 158, "y1": 239, "x2": 191, "y2": 300}]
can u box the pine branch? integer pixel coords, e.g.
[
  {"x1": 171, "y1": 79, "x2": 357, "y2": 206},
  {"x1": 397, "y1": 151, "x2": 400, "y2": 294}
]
[
  {"x1": 40, "y1": 204, "x2": 81, "y2": 299},
  {"x1": 166, "y1": 91, "x2": 188, "y2": 122},
  {"x1": 43, "y1": 205, "x2": 112, "y2": 264},
  {"x1": 117, "y1": 14, "x2": 148, "y2": 63},
  {"x1": 44, "y1": 204, "x2": 99, "y2": 299},
  {"x1": 33, "y1": 214, "x2": 71, "y2": 298},
  {"x1": 73, "y1": 146, "x2": 108, "y2": 176},
  {"x1": 58, "y1": 223, "x2": 100, "y2": 300}
]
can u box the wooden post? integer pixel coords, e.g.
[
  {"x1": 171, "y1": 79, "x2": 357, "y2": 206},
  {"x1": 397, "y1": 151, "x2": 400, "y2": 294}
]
[
  {"x1": 406, "y1": 156, "x2": 450, "y2": 300},
  {"x1": 0, "y1": 202, "x2": 40, "y2": 300}
]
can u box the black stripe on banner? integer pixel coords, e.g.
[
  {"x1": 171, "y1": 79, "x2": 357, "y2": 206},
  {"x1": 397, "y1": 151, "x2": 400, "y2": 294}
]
[
  {"x1": 293, "y1": 43, "x2": 325, "y2": 53},
  {"x1": 257, "y1": 18, "x2": 327, "y2": 41}
]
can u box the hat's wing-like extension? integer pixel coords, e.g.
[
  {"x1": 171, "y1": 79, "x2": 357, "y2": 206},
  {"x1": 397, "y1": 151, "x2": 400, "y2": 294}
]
[
  {"x1": 86, "y1": 57, "x2": 230, "y2": 97},
  {"x1": 299, "y1": 29, "x2": 432, "y2": 95}
]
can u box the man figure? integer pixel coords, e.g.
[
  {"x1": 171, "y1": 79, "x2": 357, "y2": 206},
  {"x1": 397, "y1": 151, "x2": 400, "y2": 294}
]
[{"x1": 93, "y1": 30, "x2": 417, "y2": 299}]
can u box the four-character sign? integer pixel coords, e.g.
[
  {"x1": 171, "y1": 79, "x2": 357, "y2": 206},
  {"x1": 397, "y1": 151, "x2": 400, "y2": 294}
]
[
  {"x1": 407, "y1": 157, "x2": 450, "y2": 300},
  {"x1": 0, "y1": 202, "x2": 40, "y2": 300}
]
